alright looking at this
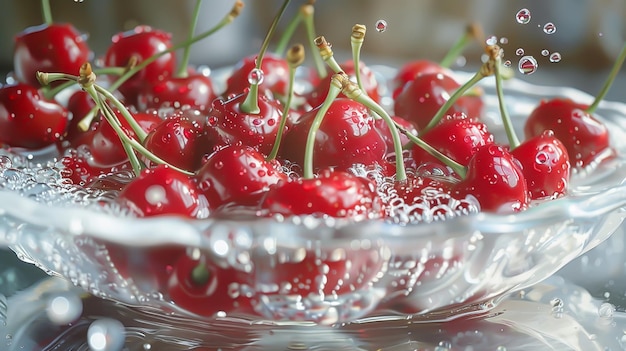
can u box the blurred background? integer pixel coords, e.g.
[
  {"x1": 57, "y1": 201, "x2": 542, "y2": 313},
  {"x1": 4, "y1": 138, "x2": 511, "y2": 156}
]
[{"x1": 0, "y1": 0, "x2": 624, "y2": 94}]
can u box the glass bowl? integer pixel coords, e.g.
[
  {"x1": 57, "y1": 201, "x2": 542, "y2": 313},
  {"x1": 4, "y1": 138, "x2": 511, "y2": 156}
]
[{"x1": 2, "y1": 66, "x2": 626, "y2": 325}]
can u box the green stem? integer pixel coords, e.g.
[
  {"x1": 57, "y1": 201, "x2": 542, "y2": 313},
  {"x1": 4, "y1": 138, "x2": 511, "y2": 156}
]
[
  {"x1": 440, "y1": 23, "x2": 483, "y2": 68},
  {"x1": 351, "y1": 25, "x2": 366, "y2": 98},
  {"x1": 302, "y1": 8, "x2": 326, "y2": 79},
  {"x1": 93, "y1": 85, "x2": 148, "y2": 142},
  {"x1": 421, "y1": 72, "x2": 485, "y2": 133},
  {"x1": 41, "y1": 0, "x2": 52, "y2": 25},
  {"x1": 274, "y1": 10, "x2": 302, "y2": 55},
  {"x1": 43, "y1": 80, "x2": 76, "y2": 100},
  {"x1": 587, "y1": 42, "x2": 626, "y2": 114},
  {"x1": 240, "y1": 0, "x2": 292, "y2": 114},
  {"x1": 494, "y1": 55, "x2": 520, "y2": 149},
  {"x1": 304, "y1": 76, "x2": 343, "y2": 178},
  {"x1": 176, "y1": 0, "x2": 203, "y2": 78},
  {"x1": 267, "y1": 66, "x2": 296, "y2": 160}
]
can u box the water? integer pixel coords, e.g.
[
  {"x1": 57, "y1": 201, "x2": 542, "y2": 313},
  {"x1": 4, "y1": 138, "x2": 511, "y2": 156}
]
[
  {"x1": 375, "y1": 19, "x2": 388, "y2": 33},
  {"x1": 518, "y1": 55, "x2": 538, "y2": 75},
  {"x1": 515, "y1": 8, "x2": 531, "y2": 24},
  {"x1": 247, "y1": 68, "x2": 265, "y2": 85},
  {"x1": 543, "y1": 22, "x2": 557, "y2": 34}
]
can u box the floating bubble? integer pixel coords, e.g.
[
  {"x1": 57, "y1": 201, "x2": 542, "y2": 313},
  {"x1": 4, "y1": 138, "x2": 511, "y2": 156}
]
[
  {"x1": 87, "y1": 318, "x2": 126, "y2": 351},
  {"x1": 515, "y1": 48, "x2": 525, "y2": 56},
  {"x1": 247, "y1": 68, "x2": 264, "y2": 85},
  {"x1": 499, "y1": 37, "x2": 509, "y2": 45},
  {"x1": 516, "y1": 8, "x2": 531, "y2": 24},
  {"x1": 549, "y1": 52, "x2": 562, "y2": 63},
  {"x1": 375, "y1": 19, "x2": 387, "y2": 32},
  {"x1": 485, "y1": 35, "x2": 498, "y2": 46},
  {"x1": 543, "y1": 22, "x2": 557, "y2": 34},
  {"x1": 541, "y1": 49, "x2": 549, "y2": 56},
  {"x1": 518, "y1": 55, "x2": 538, "y2": 75}
]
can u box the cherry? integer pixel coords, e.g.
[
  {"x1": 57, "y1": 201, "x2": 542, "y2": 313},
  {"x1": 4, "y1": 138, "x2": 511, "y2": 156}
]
[
  {"x1": 60, "y1": 149, "x2": 131, "y2": 189},
  {"x1": 167, "y1": 254, "x2": 255, "y2": 317},
  {"x1": 260, "y1": 169, "x2": 383, "y2": 220},
  {"x1": 452, "y1": 144, "x2": 529, "y2": 213},
  {"x1": 392, "y1": 60, "x2": 451, "y2": 98},
  {"x1": 394, "y1": 72, "x2": 483, "y2": 132},
  {"x1": 511, "y1": 130, "x2": 570, "y2": 200},
  {"x1": 103, "y1": 26, "x2": 176, "y2": 105},
  {"x1": 0, "y1": 83, "x2": 69, "y2": 149},
  {"x1": 195, "y1": 145, "x2": 288, "y2": 209},
  {"x1": 411, "y1": 113, "x2": 494, "y2": 169},
  {"x1": 224, "y1": 53, "x2": 290, "y2": 98},
  {"x1": 524, "y1": 98, "x2": 611, "y2": 169},
  {"x1": 136, "y1": 71, "x2": 217, "y2": 114},
  {"x1": 280, "y1": 98, "x2": 386, "y2": 172},
  {"x1": 374, "y1": 116, "x2": 417, "y2": 154},
  {"x1": 14, "y1": 23, "x2": 91, "y2": 87},
  {"x1": 142, "y1": 112, "x2": 214, "y2": 172},
  {"x1": 65, "y1": 89, "x2": 97, "y2": 144}
]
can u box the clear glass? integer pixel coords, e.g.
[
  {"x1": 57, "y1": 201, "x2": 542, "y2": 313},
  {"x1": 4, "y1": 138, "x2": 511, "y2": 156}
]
[{"x1": 2, "y1": 67, "x2": 626, "y2": 326}]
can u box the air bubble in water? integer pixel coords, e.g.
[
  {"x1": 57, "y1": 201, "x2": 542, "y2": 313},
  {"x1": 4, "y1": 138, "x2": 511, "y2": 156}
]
[
  {"x1": 515, "y1": 48, "x2": 525, "y2": 56},
  {"x1": 541, "y1": 49, "x2": 549, "y2": 56},
  {"x1": 549, "y1": 52, "x2": 562, "y2": 63},
  {"x1": 543, "y1": 22, "x2": 557, "y2": 34},
  {"x1": 516, "y1": 8, "x2": 531, "y2": 24},
  {"x1": 518, "y1": 55, "x2": 538, "y2": 75},
  {"x1": 375, "y1": 19, "x2": 387, "y2": 32},
  {"x1": 248, "y1": 68, "x2": 264, "y2": 85},
  {"x1": 87, "y1": 318, "x2": 126, "y2": 351}
]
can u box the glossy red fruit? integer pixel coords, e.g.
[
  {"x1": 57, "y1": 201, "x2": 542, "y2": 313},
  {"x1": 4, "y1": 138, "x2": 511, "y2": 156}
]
[
  {"x1": 394, "y1": 72, "x2": 483, "y2": 132},
  {"x1": 104, "y1": 25, "x2": 176, "y2": 105},
  {"x1": 306, "y1": 60, "x2": 380, "y2": 109},
  {"x1": 511, "y1": 130, "x2": 571, "y2": 200},
  {"x1": 392, "y1": 59, "x2": 451, "y2": 98},
  {"x1": 117, "y1": 164, "x2": 206, "y2": 217},
  {"x1": 65, "y1": 89, "x2": 97, "y2": 144},
  {"x1": 167, "y1": 254, "x2": 255, "y2": 317},
  {"x1": 261, "y1": 169, "x2": 383, "y2": 219},
  {"x1": 206, "y1": 91, "x2": 285, "y2": 155},
  {"x1": 411, "y1": 113, "x2": 494, "y2": 169},
  {"x1": 196, "y1": 145, "x2": 288, "y2": 209},
  {"x1": 225, "y1": 53, "x2": 289, "y2": 98},
  {"x1": 60, "y1": 149, "x2": 131, "y2": 189},
  {"x1": 136, "y1": 72, "x2": 217, "y2": 114},
  {"x1": 524, "y1": 98, "x2": 611, "y2": 169},
  {"x1": 14, "y1": 23, "x2": 91, "y2": 87},
  {"x1": 280, "y1": 98, "x2": 387, "y2": 172},
  {"x1": 452, "y1": 144, "x2": 529, "y2": 213},
  {"x1": 143, "y1": 113, "x2": 214, "y2": 172},
  {"x1": 374, "y1": 116, "x2": 417, "y2": 153},
  {"x1": 0, "y1": 83, "x2": 69, "y2": 149}
]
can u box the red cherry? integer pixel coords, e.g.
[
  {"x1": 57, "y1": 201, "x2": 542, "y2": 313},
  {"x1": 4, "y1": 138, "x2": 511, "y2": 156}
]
[
  {"x1": 136, "y1": 72, "x2": 217, "y2": 114},
  {"x1": 206, "y1": 91, "x2": 285, "y2": 155},
  {"x1": 117, "y1": 164, "x2": 206, "y2": 218},
  {"x1": 14, "y1": 23, "x2": 91, "y2": 87},
  {"x1": 511, "y1": 130, "x2": 571, "y2": 200},
  {"x1": 374, "y1": 116, "x2": 417, "y2": 153},
  {"x1": 104, "y1": 26, "x2": 176, "y2": 105},
  {"x1": 65, "y1": 89, "x2": 97, "y2": 144},
  {"x1": 524, "y1": 98, "x2": 611, "y2": 169},
  {"x1": 167, "y1": 255, "x2": 255, "y2": 317},
  {"x1": 392, "y1": 59, "x2": 451, "y2": 98},
  {"x1": 60, "y1": 149, "x2": 131, "y2": 189},
  {"x1": 280, "y1": 98, "x2": 387, "y2": 172},
  {"x1": 195, "y1": 145, "x2": 288, "y2": 209},
  {"x1": 260, "y1": 169, "x2": 383, "y2": 219},
  {"x1": 0, "y1": 83, "x2": 69, "y2": 149},
  {"x1": 411, "y1": 114, "x2": 494, "y2": 169},
  {"x1": 143, "y1": 112, "x2": 214, "y2": 172},
  {"x1": 394, "y1": 72, "x2": 483, "y2": 132},
  {"x1": 452, "y1": 144, "x2": 529, "y2": 213},
  {"x1": 306, "y1": 60, "x2": 380, "y2": 109},
  {"x1": 225, "y1": 53, "x2": 289, "y2": 98}
]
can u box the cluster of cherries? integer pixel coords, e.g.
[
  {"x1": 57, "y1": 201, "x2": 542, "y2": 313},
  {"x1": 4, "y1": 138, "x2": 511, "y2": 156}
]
[{"x1": 0, "y1": 0, "x2": 621, "y2": 319}]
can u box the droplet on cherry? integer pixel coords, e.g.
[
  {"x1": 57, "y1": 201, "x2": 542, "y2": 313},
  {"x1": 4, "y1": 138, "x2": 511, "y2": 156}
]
[
  {"x1": 516, "y1": 8, "x2": 531, "y2": 24},
  {"x1": 247, "y1": 68, "x2": 265, "y2": 85},
  {"x1": 518, "y1": 55, "x2": 538, "y2": 75},
  {"x1": 375, "y1": 19, "x2": 388, "y2": 32},
  {"x1": 549, "y1": 52, "x2": 562, "y2": 63},
  {"x1": 543, "y1": 22, "x2": 557, "y2": 34}
]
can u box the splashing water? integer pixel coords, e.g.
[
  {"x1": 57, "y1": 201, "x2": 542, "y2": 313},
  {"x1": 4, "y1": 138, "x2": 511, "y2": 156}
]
[
  {"x1": 515, "y1": 8, "x2": 531, "y2": 24},
  {"x1": 518, "y1": 55, "x2": 538, "y2": 75},
  {"x1": 247, "y1": 68, "x2": 264, "y2": 85},
  {"x1": 375, "y1": 19, "x2": 388, "y2": 32},
  {"x1": 88, "y1": 318, "x2": 126, "y2": 351}
]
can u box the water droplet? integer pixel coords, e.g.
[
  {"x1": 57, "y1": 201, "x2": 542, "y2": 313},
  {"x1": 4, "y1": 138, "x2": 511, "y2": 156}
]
[
  {"x1": 375, "y1": 19, "x2": 387, "y2": 32},
  {"x1": 518, "y1": 55, "x2": 538, "y2": 75},
  {"x1": 543, "y1": 22, "x2": 557, "y2": 34},
  {"x1": 87, "y1": 318, "x2": 126, "y2": 351},
  {"x1": 503, "y1": 60, "x2": 512, "y2": 67},
  {"x1": 74, "y1": 0, "x2": 85, "y2": 2},
  {"x1": 549, "y1": 52, "x2": 562, "y2": 63},
  {"x1": 46, "y1": 293, "x2": 83, "y2": 325},
  {"x1": 515, "y1": 48, "x2": 525, "y2": 56},
  {"x1": 247, "y1": 68, "x2": 264, "y2": 85},
  {"x1": 499, "y1": 37, "x2": 509, "y2": 45},
  {"x1": 598, "y1": 302, "x2": 615, "y2": 318},
  {"x1": 541, "y1": 49, "x2": 550, "y2": 56},
  {"x1": 516, "y1": 8, "x2": 531, "y2": 24},
  {"x1": 485, "y1": 35, "x2": 498, "y2": 46}
]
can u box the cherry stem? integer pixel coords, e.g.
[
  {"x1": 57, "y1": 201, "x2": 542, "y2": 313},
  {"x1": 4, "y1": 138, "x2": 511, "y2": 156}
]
[
  {"x1": 303, "y1": 74, "x2": 343, "y2": 179},
  {"x1": 587, "y1": 42, "x2": 626, "y2": 114},
  {"x1": 493, "y1": 47, "x2": 520, "y2": 149},
  {"x1": 274, "y1": 6, "x2": 303, "y2": 55},
  {"x1": 315, "y1": 36, "x2": 343, "y2": 73},
  {"x1": 351, "y1": 24, "x2": 367, "y2": 98},
  {"x1": 78, "y1": 0, "x2": 244, "y2": 129},
  {"x1": 440, "y1": 23, "x2": 483, "y2": 68},
  {"x1": 176, "y1": 0, "x2": 203, "y2": 78},
  {"x1": 267, "y1": 44, "x2": 304, "y2": 161},
  {"x1": 240, "y1": 0, "x2": 292, "y2": 114},
  {"x1": 341, "y1": 79, "x2": 407, "y2": 181},
  {"x1": 302, "y1": 5, "x2": 327, "y2": 79},
  {"x1": 41, "y1": 0, "x2": 53, "y2": 25}
]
